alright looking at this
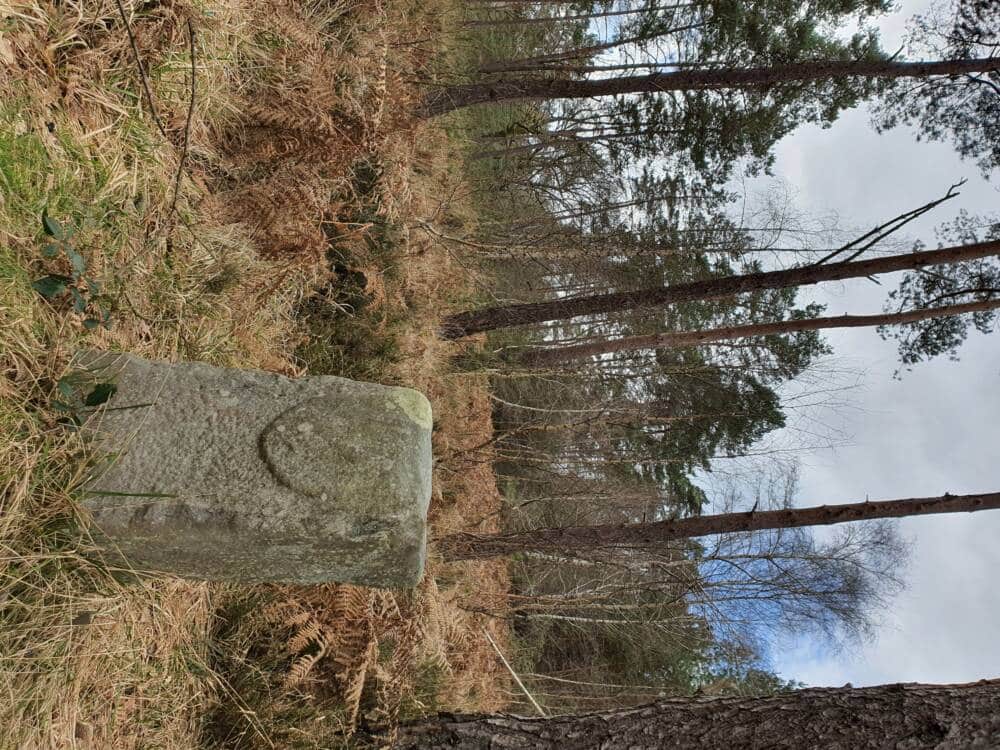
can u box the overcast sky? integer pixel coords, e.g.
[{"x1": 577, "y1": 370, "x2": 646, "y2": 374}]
[{"x1": 750, "y1": 0, "x2": 1000, "y2": 688}]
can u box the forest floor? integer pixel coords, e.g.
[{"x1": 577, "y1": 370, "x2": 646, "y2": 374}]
[{"x1": 0, "y1": 1, "x2": 511, "y2": 747}]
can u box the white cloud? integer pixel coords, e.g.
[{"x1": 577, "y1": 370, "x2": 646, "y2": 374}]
[
  {"x1": 780, "y1": 512, "x2": 1000, "y2": 687},
  {"x1": 757, "y1": 0, "x2": 1000, "y2": 687}
]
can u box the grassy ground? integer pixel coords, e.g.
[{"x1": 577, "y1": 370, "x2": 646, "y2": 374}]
[{"x1": 0, "y1": 1, "x2": 509, "y2": 747}]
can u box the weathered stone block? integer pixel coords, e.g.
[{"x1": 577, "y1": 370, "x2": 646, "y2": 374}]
[{"x1": 75, "y1": 351, "x2": 432, "y2": 588}]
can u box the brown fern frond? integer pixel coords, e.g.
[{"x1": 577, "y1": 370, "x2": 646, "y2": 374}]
[
  {"x1": 285, "y1": 631, "x2": 329, "y2": 688},
  {"x1": 244, "y1": 102, "x2": 345, "y2": 140},
  {"x1": 366, "y1": 661, "x2": 402, "y2": 746},
  {"x1": 338, "y1": 637, "x2": 377, "y2": 730},
  {"x1": 269, "y1": 10, "x2": 323, "y2": 51},
  {"x1": 286, "y1": 618, "x2": 326, "y2": 656}
]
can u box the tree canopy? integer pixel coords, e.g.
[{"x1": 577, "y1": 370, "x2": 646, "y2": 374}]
[
  {"x1": 874, "y1": 0, "x2": 1000, "y2": 178},
  {"x1": 881, "y1": 212, "x2": 1000, "y2": 373}
]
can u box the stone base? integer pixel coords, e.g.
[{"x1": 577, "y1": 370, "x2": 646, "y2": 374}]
[{"x1": 76, "y1": 351, "x2": 432, "y2": 588}]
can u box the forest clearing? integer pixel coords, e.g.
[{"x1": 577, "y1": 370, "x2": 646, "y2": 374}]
[{"x1": 0, "y1": 0, "x2": 997, "y2": 747}]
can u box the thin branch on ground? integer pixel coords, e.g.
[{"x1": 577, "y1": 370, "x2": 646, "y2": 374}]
[
  {"x1": 113, "y1": 0, "x2": 168, "y2": 138},
  {"x1": 482, "y1": 627, "x2": 549, "y2": 717},
  {"x1": 170, "y1": 19, "x2": 197, "y2": 217}
]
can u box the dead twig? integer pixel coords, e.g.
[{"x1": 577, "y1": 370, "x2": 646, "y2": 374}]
[
  {"x1": 113, "y1": 0, "x2": 167, "y2": 138},
  {"x1": 481, "y1": 627, "x2": 548, "y2": 717},
  {"x1": 810, "y1": 180, "x2": 966, "y2": 267},
  {"x1": 170, "y1": 19, "x2": 197, "y2": 217}
]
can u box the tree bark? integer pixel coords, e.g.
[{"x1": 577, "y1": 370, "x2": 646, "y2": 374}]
[
  {"x1": 420, "y1": 57, "x2": 1000, "y2": 117},
  {"x1": 478, "y1": 30, "x2": 686, "y2": 73},
  {"x1": 394, "y1": 678, "x2": 1000, "y2": 749},
  {"x1": 439, "y1": 239, "x2": 1000, "y2": 338},
  {"x1": 516, "y1": 297, "x2": 1000, "y2": 367},
  {"x1": 436, "y1": 491, "x2": 1000, "y2": 560},
  {"x1": 465, "y1": 3, "x2": 692, "y2": 27}
]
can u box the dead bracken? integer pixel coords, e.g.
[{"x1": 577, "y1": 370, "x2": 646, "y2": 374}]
[{"x1": 0, "y1": 0, "x2": 508, "y2": 747}]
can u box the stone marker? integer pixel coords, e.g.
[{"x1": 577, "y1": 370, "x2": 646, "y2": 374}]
[{"x1": 75, "y1": 351, "x2": 432, "y2": 588}]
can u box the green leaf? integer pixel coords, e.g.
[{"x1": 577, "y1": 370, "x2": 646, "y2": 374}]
[
  {"x1": 42, "y1": 242, "x2": 61, "y2": 258},
  {"x1": 65, "y1": 246, "x2": 86, "y2": 277},
  {"x1": 86, "y1": 278, "x2": 101, "y2": 295},
  {"x1": 42, "y1": 211, "x2": 64, "y2": 239},
  {"x1": 84, "y1": 382, "x2": 117, "y2": 407},
  {"x1": 32, "y1": 274, "x2": 71, "y2": 298},
  {"x1": 82, "y1": 318, "x2": 101, "y2": 330},
  {"x1": 57, "y1": 378, "x2": 76, "y2": 399},
  {"x1": 70, "y1": 286, "x2": 87, "y2": 313}
]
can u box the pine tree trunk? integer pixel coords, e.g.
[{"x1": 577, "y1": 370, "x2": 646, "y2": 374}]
[
  {"x1": 393, "y1": 679, "x2": 1000, "y2": 749},
  {"x1": 478, "y1": 30, "x2": 678, "y2": 73},
  {"x1": 436, "y1": 492, "x2": 1000, "y2": 560},
  {"x1": 465, "y1": 3, "x2": 691, "y2": 28},
  {"x1": 439, "y1": 239, "x2": 1000, "y2": 338},
  {"x1": 420, "y1": 57, "x2": 1000, "y2": 117},
  {"x1": 516, "y1": 297, "x2": 1000, "y2": 367}
]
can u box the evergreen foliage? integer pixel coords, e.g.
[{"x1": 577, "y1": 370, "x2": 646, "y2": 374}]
[
  {"x1": 874, "y1": 0, "x2": 1000, "y2": 178},
  {"x1": 881, "y1": 212, "x2": 1000, "y2": 373}
]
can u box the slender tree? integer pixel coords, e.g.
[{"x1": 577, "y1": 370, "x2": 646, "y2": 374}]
[
  {"x1": 393, "y1": 678, "x2": 1000, "y2": 749},
  {"x1": 466, "y1": 0, "x2": 898, "y2": 184},
  {"x1": 437, "y1": 491, "x2": 1000, "y2": 561},
  {"x1": 465, "y1": 3, "x2": 691, "y2": 28},
  {"x1": 514, "y1": 297, "x2": 1000, "y2": 367},
  {"x1": 441, "y1": 238, "x2": 1000, "y2": 337},
  {"x1": 420, "y1": 57, "x2": 999, "y2": 116}
]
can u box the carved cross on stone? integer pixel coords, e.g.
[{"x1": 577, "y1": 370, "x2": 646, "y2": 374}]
[{"x1": 75, "y1": 351, "x2": 432, "y2": 588}]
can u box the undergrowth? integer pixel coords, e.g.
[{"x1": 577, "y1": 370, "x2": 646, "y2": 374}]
[
  {"x1": 1, "y1": 0, "x2": 509, "y2": 748},
  {"x1": 295, "y1": 158, "x2": 408, "y2": 383}
]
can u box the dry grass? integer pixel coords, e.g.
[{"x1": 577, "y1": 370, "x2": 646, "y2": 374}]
[
  {"x1": 374, "y1": 126, "x2": 513, "y2": 717},
  {"x1": 0, "y1": 0, "x2": 508, "y2": 747}
]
